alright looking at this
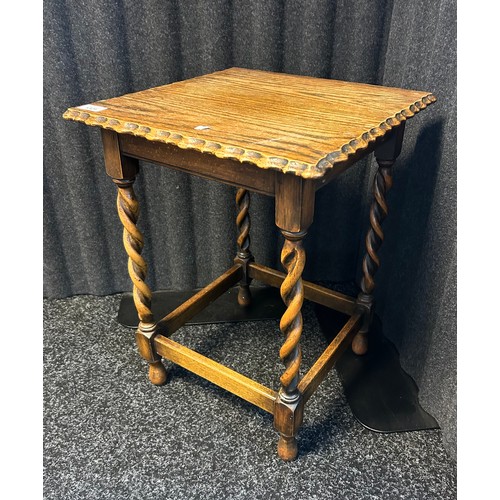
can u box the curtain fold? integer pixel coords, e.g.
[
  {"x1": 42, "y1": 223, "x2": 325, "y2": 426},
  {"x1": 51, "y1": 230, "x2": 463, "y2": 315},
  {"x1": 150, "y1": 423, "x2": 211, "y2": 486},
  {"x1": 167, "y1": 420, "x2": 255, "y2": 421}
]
[{"x1": 44, "y1": 0, "x2": 456, "y2": 457}]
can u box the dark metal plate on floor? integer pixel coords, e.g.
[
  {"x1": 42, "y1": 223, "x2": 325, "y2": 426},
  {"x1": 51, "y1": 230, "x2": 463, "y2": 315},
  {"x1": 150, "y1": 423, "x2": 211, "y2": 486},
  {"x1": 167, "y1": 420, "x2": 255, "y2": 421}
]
[
  {"x1": 117, "y1": 285, "x2": 285, "y2": 329},
  {"x1": 314, "y1": 303, "x2": 439, "y2": 433}
]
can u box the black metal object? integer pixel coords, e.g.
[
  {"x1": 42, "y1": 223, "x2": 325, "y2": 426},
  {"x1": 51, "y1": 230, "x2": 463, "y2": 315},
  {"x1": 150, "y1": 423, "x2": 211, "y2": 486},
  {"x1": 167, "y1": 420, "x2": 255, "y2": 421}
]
[
  {"x1": 117, "y1": 285, "x2": 285, "y2": 328},
  {"x1": 314, "y1": 303, "x2": 439, "y2": 433}
]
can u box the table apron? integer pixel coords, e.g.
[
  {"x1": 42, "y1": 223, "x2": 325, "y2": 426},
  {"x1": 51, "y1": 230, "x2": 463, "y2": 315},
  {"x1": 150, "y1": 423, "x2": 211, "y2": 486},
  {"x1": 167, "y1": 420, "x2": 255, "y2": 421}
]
[{"x1": 119, "y1": 134, "x2": 278, "y2": 196}]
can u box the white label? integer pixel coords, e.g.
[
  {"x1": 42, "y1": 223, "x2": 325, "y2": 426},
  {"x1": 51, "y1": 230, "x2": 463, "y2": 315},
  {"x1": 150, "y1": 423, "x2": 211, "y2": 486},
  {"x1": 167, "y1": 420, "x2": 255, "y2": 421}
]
[
  {"x1": 194, "y1": 125, "x2": 211, "y2": 130},
  {"x1": 77, "y1": 104, "x2": 108, "y2": 112}
]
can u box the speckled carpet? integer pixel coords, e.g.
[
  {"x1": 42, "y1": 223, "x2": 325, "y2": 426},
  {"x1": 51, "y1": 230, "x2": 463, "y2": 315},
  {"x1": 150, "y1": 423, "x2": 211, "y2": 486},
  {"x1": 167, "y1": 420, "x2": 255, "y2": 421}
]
[{"x1": 43, "y1": 295, "x2": 456, "y2": 499}]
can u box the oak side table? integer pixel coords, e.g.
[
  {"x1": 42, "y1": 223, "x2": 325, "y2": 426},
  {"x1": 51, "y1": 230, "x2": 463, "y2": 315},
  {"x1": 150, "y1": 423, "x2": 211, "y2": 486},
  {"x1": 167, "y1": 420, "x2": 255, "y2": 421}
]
[{"x1": 63, "y1": 68, "x2": 435, "y2": 461}]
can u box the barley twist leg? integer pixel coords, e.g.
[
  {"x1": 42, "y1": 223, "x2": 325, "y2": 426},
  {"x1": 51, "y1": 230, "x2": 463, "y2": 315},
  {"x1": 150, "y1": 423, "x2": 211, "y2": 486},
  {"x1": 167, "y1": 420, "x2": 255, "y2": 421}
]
[
  {"x1": 275, "y1": 230, "x2": 306, "y2": 461},
  {"x1": 235, "y1": 188, "x2": 253, "y2": 306},
  {"x1": 114, "y1": 178, "x2": 167, "y2": 385},
  {"x1": 352, "y1": 160, "x2": 394, "y2": 355}
]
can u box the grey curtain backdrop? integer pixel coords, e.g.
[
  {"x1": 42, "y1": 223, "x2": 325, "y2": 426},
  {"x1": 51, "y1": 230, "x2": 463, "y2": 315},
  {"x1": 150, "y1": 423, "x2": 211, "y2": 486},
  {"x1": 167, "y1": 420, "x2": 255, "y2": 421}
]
[{"x1": 44, "y1": 0, "x2": 456, "y2": 458}]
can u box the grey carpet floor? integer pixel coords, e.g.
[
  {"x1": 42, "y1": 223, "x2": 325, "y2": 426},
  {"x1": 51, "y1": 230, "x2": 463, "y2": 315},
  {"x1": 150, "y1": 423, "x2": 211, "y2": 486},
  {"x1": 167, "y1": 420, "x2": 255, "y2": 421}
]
[{"x1": 43, "y1": 295, "x2": 457, "y2": 500}]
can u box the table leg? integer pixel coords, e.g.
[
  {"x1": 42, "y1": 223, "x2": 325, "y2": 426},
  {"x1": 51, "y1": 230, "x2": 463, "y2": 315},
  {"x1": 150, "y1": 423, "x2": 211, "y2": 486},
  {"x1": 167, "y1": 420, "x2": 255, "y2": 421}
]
[
  {"x1": 273, "y1": 174, "x2": 315, "y2": 460},
  {"x1": 234, "y1": 188, "x2": 254, "y2": 306},
  {"x1": 113, "y1": 177, "x2": 168, "y2": 385},
  {"x1": 352, "y1": 159, "x2": 394, "y2": 354},
  {"x1": 351, "y1": 119, "x2": 407, "y2": 355},
  {"x1": 274, "y1": 229, "x2": 307, "y2": 460}
]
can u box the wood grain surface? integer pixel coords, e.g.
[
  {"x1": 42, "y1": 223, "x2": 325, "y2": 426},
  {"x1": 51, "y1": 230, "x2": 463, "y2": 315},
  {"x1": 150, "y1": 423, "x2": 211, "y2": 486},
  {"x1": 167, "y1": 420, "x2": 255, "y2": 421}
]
[
  {"x1": 154, "y1": 334, "x2": 277, "y2": 414},
  {"x1": 64, "y1": 67, "x2": 435, "y2": 179}
]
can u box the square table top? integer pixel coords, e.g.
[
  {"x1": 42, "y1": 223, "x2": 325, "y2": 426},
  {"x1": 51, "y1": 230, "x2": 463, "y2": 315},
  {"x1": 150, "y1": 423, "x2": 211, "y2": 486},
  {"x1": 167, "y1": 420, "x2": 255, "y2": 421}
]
[{"x1": 64, "y1": 67, "x2": 435, "y2": 179}]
